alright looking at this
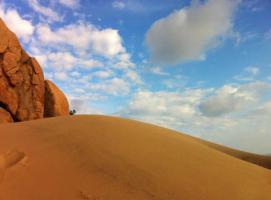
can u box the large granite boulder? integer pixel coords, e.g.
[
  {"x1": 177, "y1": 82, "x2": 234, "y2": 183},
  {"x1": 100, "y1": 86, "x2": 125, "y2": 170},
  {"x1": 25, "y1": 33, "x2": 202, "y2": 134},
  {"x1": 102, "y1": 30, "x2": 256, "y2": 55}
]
[
  {"x1": 44, "y1": 80, "x2": 69, "y2": 117},
  {"x1": 0, "y1": 18, "x2": 69, "y2": 122}
]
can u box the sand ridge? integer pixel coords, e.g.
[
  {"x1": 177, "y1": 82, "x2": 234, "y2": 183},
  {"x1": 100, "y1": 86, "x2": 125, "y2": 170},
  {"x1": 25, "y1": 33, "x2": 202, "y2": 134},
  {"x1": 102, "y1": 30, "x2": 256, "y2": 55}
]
[{"x1": 0, "y1": 115, "x2": 270, "y2": 200}]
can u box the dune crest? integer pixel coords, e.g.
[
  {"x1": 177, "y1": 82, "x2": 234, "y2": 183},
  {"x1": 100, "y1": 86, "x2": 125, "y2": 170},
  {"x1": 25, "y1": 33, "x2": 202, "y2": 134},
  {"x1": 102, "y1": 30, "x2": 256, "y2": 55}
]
[{"x1": 0, "y1": 115, "x2": 270, "y2": 200}]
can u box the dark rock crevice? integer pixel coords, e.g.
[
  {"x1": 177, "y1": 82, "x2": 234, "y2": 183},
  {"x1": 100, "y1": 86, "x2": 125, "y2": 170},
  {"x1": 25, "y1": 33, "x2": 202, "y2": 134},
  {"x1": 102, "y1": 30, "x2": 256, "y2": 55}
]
[
  {"x1": 0, "y1": 101, "x2": 15, "y2": 121},
  {"x1": 0, "y1": 102, "x2": 14, "y2": 123}
]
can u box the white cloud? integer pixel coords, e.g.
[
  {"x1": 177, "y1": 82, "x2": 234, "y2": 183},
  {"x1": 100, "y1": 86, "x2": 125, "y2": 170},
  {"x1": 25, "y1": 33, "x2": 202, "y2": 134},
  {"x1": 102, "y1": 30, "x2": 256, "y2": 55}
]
[
  {"x1": 118, "y1": 89, "x2": 210, "y2": 132},
  {"x1": 112, "y1": 1, "x2": 125, "y2": 9},
  {"x1": 30, "y1": 20, "x2": 138, "y2": 101},
  {"x1": 28, "y1": 19, "x2": 137, "y2": 97},
  {"x1": 149, "y1": 67, "x2": 169, "y2": 75},
  {"x1": 232, "y1": 31, "x2": 257, "y2": 46},
  {"x1": 27, "y1": 0, "x2": 62, "y2": 22},
  {"x1": 58, "y1": 0, "x2": 80, "y2": 8},
  {"x1": 93, "y1": 70, "x2": 113, "y2": 79},
  {"x1": 48, "y1": 52, "x2": 77, "y2": 70},
  {"x1": 89, "y1": 78, "x2": 130, "y2": 96},
  {"x1": 114, "y1": 53, "x2": 135, "y2": 69},
  {"x1": 118, "y1": 81, "x2": 271, "y2": 154},
  {"x1": 36, "y1": 23, "x2": 90, "y2": 49},
  {"x1": 126, "y1": 69, "x2": 142, "y2": 84},
  {"x1": 234, "y1": 76, "x2": 254, "y2": 82},
  {"x1": 79, "y1": 59, "x2": 103, "y2": 68},
  {"x1": 91, "y1": 28, "x2": 125, "y2": 57},
  {"x1": 111, "y1": 0, "x2": 161, "y2": 13},
  {"x1": 162, "y1": 74, "x2": 188, "y2": 89},
  {"x1": 0, "y1": 4, "x2": 34, "y2": 42},
  {"x1": 243, "y1": 0, "x2": 263, "y2": 12},
  {"x1": 234, "y1": 66, "x2": 260, "y2": 82},
  {"x1": 245, "y1": 66, "x2": 259, "y2": 75},
  {"x1": 36, "y1": 23, "x2": 125, "y2": 57},
  {"x1": 35, "y1": 55, "x2": 48, "y2": 67},
  {"x1": 34, "y1": 51, "x2": 103, "y2": 70},
  {"x1": 69, "y1": 97, "x2": 104, "y2": 114},
  {"x1": 54, "y1": 71, "x2": 69, "y2": 81},
  {"x1": 73, "y1": 88, "x2": 85, "y2": 94},
  {"x1": 199, "y1": 81, "x2": 271, "y2": 117},
  {"x1": 70, "y1": 71, "x2": 81, "y2": 78},
  {"x1": 146, "y1": 0, "x2": 239, "y2": 65}
]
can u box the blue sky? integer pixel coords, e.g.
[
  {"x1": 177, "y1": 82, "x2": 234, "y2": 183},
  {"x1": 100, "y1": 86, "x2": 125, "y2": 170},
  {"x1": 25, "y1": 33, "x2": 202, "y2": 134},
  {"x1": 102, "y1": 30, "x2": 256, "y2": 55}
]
[{"x1": 1, "y1": 0, "x2": 271, "y2": 154}]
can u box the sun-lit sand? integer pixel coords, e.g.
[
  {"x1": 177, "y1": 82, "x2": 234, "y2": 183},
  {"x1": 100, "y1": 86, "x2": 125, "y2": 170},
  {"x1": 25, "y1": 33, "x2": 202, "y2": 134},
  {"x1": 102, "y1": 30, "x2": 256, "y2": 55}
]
[{"x1": 0, "y1": 115, "x2": 270, "y2": 200}]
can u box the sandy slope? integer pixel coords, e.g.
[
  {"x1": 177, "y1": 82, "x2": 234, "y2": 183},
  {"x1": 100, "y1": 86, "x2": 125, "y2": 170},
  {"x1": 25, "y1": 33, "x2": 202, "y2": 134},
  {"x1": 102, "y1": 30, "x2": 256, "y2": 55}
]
[
  {"x1": 0, "y1": 115, "x2": 270, "y2": 200},
  {"x1": 195, "y1": 138, "x2": 271, "y2": 170}
]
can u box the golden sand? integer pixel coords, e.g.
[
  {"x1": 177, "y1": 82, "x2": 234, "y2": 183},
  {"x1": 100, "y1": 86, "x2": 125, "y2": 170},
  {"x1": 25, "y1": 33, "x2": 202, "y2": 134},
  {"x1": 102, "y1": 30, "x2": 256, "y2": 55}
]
[{"x1": 0, "y1": 115, "x2": 270, "y2": 200}]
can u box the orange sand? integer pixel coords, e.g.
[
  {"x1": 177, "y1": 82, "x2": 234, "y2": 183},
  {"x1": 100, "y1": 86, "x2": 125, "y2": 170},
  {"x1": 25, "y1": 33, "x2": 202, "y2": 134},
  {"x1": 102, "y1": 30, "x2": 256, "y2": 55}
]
[{"x1": 0, "y1": 115, "x2": 270, "y2": 200}]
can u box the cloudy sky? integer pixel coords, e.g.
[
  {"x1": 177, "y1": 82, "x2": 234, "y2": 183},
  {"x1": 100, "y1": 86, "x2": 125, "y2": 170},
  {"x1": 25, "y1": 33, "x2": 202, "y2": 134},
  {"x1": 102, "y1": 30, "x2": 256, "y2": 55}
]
[{"x1": 1, "y1": 0, "x2": 271, "y2": 154}]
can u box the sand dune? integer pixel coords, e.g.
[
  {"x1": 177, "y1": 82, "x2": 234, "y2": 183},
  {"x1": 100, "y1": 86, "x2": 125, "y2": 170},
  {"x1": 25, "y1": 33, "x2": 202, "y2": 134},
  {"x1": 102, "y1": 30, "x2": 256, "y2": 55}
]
[
  {"x1": 0, "y1": 115, "x2": 270, "y2": 200},
  {"x1": 172, "y1": 131, "x2": 271, "y2": 170},
  {"x1": 195, "y1": 138, "x2": 271, "y2": 170}
]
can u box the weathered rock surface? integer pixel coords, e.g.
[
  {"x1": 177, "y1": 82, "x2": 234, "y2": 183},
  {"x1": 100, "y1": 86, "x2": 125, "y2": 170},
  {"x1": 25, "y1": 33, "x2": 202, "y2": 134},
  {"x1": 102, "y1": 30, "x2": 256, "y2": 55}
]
[
  {"x1": 0, "y1": 18, "x2": 45, "y2": 121},
  {"x1": 0, "y1": 18, "x2": 69, "y2": 122},
  {"x1": 44, "y1": 80, "x2": 69, "y2": 117},
  {"x1": 0, "y1": 107, "x2": 13, "y2": 123}
]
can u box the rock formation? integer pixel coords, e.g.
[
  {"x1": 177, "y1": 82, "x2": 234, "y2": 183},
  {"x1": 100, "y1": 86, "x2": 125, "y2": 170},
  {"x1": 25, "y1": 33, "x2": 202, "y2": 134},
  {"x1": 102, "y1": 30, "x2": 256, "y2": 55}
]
[
  {"x1": 0, "y1": 18, "x2": 69, "y2": 123},
  {"x1": 0, "y1": 108, "x2": 13, "y2": 123},
  {"x1": 44, "y1": 80, "x2": 69, "y2": 117}
]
